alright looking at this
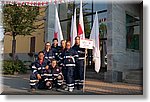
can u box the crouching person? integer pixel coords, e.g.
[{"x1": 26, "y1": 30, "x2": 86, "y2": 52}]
[
  {"x1": 48, "y1": 59, "x2": 63, "y2": 90},
  {"x1": 29, "y1": 51, "x2": 50, "y2": 91}
]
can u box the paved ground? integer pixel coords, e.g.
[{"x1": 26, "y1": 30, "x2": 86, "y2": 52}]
[{"x1": 0, "y1": 73, "x2": 143, "y2": 95}]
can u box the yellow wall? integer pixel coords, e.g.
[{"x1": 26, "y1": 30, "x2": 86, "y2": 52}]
[
  {"x1": 4, "y1": 31, "x2": 45, "y2": 53},
  {"x1": 4, "y1": 7, "x2": 46, "y2": 54}
]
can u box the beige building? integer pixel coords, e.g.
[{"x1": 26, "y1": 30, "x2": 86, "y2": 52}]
[{"x1": 4, "y1": 7, "x2": 46, "y2": 62}]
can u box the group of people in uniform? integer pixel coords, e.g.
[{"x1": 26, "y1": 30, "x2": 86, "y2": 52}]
[{"x1": 29, "y1": 36, "x2": 85, "y2": 92}]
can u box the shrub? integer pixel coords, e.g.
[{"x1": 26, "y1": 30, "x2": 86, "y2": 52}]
[{"x1": 3, "y1": 60, "x2": 27, "y2": 74}]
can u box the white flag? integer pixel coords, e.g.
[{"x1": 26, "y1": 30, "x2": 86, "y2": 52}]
[
  {"x1": 70, "y1": 16, "x2": 74, "y2": 45},
  {"x1": 78, "y1": 0, "x2": 85, "y2": 39},
  {"x1": 71, "y1": 8, "x2": 77, "y2": 46},
  {"x1": 90, "y1": 12, "x2": 101, "y2": 73},
  {"x1": 54, "y1": 7, "x2": 64, "y2": 45}
]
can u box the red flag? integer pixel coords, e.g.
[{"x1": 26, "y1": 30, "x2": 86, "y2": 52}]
[
  {"x1": 54, "y1": 32, "x2": 58, "y2": 38},
  {"x1": 78, "y1": 0, "x2": 85, "y2": 39},
  {"x1": 78, "y1": 23, "x2": 83, "y2": 36},
  {"x1": 54, "y1": 7, "x2": 64, "y2": 45}
]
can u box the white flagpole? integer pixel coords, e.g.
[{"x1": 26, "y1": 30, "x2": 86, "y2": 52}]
[{"x1": 83, "y1": 48, "x2": 87, "y2": 93}]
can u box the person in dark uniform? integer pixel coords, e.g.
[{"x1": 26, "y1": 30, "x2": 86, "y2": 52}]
[
  {"x1": 60, "y1": 41, "x2": 78, "y2": 92},
  {"x1": 72, "y1": 36, "x2": 85, "y2": 90},
  {"x1": 43, "y1": 42, "x2": 55, "y2": 65},
  {"x1": 29, "y1": 51, "x2": 50, "y2": 91},
  {"x1": 51, "y1": 38, "x2": 61, "y2": 62},
  {"x1": 48, "y1": 59, "x2": 63, "y2": 90},
  {"x1": 58, "y1": 40, "x2": 67, "y2": 87}
]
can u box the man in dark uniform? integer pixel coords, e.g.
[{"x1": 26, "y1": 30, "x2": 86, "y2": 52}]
[
  {"x1": 60, "y1": 41, "x2": 78, "y2": 92},
  {"x1": 43, "y1": 42, "x2": 55, "y2": 65},
  {"x1": 51, "y1": 38, "x2": 61, "y2": 62},
  {"x1": 29, "y1": 51, "x2": 50, "y2": 91},
  {"x1": 58, "y1": 40, "x2": 67, "y2": 87},
  {"x1": 72, "y1": 36, "x2": 85, "y2": 90}
]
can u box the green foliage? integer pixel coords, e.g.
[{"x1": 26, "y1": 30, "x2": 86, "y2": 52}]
[
  {"x1": 3, "y1": 60, "x2": 27, "y2": 74},
  {"x1": 99, "y1": 23, "x2": 107, "y2": 38},
  {"x1": 3, "y1": 4, "x2": 40, "y2": 35}
]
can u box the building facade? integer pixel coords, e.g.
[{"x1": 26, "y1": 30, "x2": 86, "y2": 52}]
[
  {"x1": 45, "y1": 0, "x2": 143, "y2": 82},
  {"x1": 2, "y1": 0, "x2": 143, "y2": 83},
  {"x1": 105, "y1": 1, "x2": 143, "y2": 82}
]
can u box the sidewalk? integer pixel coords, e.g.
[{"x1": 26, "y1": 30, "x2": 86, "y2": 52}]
[
  {"x1": 85, "y1": 79, "x2": 142, "y2": 95},
  {"x1": 1, "y1": 71, "x2": 143, "y2": 95}
]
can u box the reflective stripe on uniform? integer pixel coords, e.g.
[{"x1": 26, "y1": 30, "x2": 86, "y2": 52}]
[
  {"x1": 74, "y1": 55, "x2": 79, "y2": 57},
  {"x1": 65, "y1": 64, "x2": 75, "y2": 67},
  {"x1": 33, "y1": 70, "x2": 37, "y2": 73},
  {"x1": 75, "y1": 80, "x2": 80, "y2": 82},
  {"x1": 38, "y1": 67, "x2": 45, "y2": 70},
  {"x1": 57, "y1": 83, "x2": 62, "y2": 85},
  {"x1": 67, "y1": 84, "x2": 74, "y2": 87},
  {"x1": 49, "y1": 56, "x2": 53, "y2": 59},
  {"x1": 57, "y1": 80, "x2": 63, "y2": 82},
  {"x1": 79, "y1": 80, "x2": 84, "y2": 85},
  {"x1": 78, "y1": 57, "x2": 85, "y2": 60},
  {"x1": 64, "y1": 56, "x2": 76, "y2": 63},
  {"x1": 37, "y1": 67, "x2": 41, "y2": 70},
  {"x1": 78, "y1": 82, "x2": 83, "y2": 85},
  {"x1": 71, "y1": 57, "x2": 75, "y2": 63},
  {"x1": 80, "y1": 80, "x2": 84, "y2": 83},
  {"x1": 30, "y1": 80, "x2": 38, "y2": 82},
  {"x1": 64, "y1": 56, "x2": 72, "y2": 58},
  {"x1": 53, "y1": 74, "x2": 58, "y2": 76},
  {"x1": 30, "y1": 83, "x2": 36, "y2": 85},
  {"x1": 59, "y1": 57, "x2": 63, "y2": 60},
  {"x1": 44, "y1": 78, "x2": 53, "y2": 81},
  {"x1": 45, "y1": 57, "x2": 48, "y2": 59},
  {"x1": 41, "y1": 74, "x2": 52, "y2": 76},
  {"x1": 32, "y1": 66, "x2": 37, "y2": 69}
]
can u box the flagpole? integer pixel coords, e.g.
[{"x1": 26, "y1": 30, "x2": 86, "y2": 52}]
[{"x1": 83, "y1": 48, "x2": 87, "y2": 93}]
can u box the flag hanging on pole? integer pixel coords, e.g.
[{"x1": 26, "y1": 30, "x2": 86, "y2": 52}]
[
  {"x1": 70, "y1": 16, "x2": 74, "y2": 42},
  {"x1": 70, "y1": 8, "x2": 77, "y2": 46},
  {"x1": 54, "y1": 6, "x2": 64, "y2": 45},
  {"x1": 90, "y1": 12, "x2": 101, "y2": 73},
  {"x1": 78, "y1": 0, "x2": 85, "y2": 39}
]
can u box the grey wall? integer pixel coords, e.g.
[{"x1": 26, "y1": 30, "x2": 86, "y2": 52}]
[{"x1": 107, "y1": 2, "x2": 142, "y2": 73}]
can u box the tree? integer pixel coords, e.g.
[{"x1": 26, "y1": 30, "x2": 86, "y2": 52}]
[{"x1": 3, "y1": 4, "x2": 41, "y2": 61}]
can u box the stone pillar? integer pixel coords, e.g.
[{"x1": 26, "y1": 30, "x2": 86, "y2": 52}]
[
  {"x1": 104, "y1": 3, "x2": 122, "y2": 82},
  {"x1": 104, "y1": 2, "x2": 142, "y2": 82},
  {"x1": 45, "y1": 4, "x2": 56, "y2": 43}
]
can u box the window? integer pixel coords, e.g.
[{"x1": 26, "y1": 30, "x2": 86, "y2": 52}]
[
  {"x1": 30, "y1": 37, "x2": 35, "y2": 53},
  {"x1": 126, "y1": 13, "x2": 140, "y2": 50}
]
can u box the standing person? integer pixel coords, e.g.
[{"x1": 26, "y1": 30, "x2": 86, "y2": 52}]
[
  {"x1": 43, "y1": 42, "x2": 55, "y2": 64},
  {"x1": 51, "y1": 38, "x2": 61, "y2": 62},
  {"x1": 60, "y1": 41, "x2": 78, "y2": 92},
  {"x1": 29, "y1": 51, "x2": 50, "y2": 91},
  {"x1": 58, "y1": 40, "x2": 67, "y2": 87},
  {"x1": 72, "y1": 36, "x2": 85, "y2": 90}
]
